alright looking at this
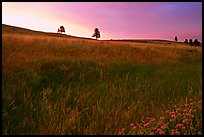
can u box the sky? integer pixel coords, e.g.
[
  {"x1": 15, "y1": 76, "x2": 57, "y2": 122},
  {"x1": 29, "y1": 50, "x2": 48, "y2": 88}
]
[{"x1": 2, "y1": 2, "x2": 202, "y2": 42}]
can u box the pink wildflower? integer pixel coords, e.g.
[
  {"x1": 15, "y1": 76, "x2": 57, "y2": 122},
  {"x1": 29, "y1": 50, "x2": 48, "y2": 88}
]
[
  {"x1": 171, "y1": 115, "x2": 176, "y2": 119},
  {"x1": 152, "y1": 127, "x2": 157, "y2": 131},
  {"x1": 191, "y1": 115, "x2": 195, "y2": 119},
  {"x1": 150, "y1": 132, "x2": 155, "y2": 135},
  {"x1": 157, "y1": 128, "x2": 161, "y2": 132},
  {"x1": 144, "y1": 123, "x2": 150, "y2": 128},
  {"x1": 190, "y1": 102, "x2": 194, "y2": 106},
  {"x1": 161, "y1": 125, "x2": 167, "y2": 129},
  {"x1": 165, "y1": 110, "x2": 169, "y2": 113},
  {"x1": 175, "y1": 130, "x2": 180, "y2": 135},
  {"x1": 176, "y1": 124, "x2": 184, "y2": 128},
  {"x1": 170, "y1": 112, "x2": 175, "y2": 115},
  {"x1": 186, "y1": 114, "x2": 191, "y2": 117},
  {"x1": 190, "y1": 126, "x2": 194, "y2": 130},
  {"x1": 132, "y1": 126, "x2": 136, "y2": 129},
  {"x1": 150, "y1": 118, "x2": 155, "y2": 122},
  {"x1": 160, "y1": 116, "x2": 165, "y2": 120},
  {"x1": 177, "y1": 113, "x2": 181, "y2": 116},
  {"x1": 184, "y1": 104, "x2": 188, "y2": 107},
  {"x1": 182, "y1": 126, "x2": 186, "y2": 130},
  {"x1": 122, "y1": 128, "x2": 125, "y2": 131},
  {"x1": 171, "y1": 131, "x2": 175, "y2": 135},
  {"x1": 159, "y1": 130, "x2": 165, "y2": 135},
  {"x1": 130, "y1": 123, "x2": 134, "y2": 127},
  {"x1": 198, "y1": 131, "x2": 202, "y2": 135}
]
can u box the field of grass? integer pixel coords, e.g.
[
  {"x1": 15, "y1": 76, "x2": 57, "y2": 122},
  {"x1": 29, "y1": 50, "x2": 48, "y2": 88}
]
[{"x1": 2, "y1": 25, "x2": 202, "y2": 135}]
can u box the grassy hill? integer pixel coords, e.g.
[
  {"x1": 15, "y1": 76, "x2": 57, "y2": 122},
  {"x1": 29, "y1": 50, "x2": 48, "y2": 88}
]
[
  {"x1": 2, "y1": 24, "x2": 95, "y2": 40},
  {"x1": 2, "y1": 24, "x2": 202, "y2": 135}
]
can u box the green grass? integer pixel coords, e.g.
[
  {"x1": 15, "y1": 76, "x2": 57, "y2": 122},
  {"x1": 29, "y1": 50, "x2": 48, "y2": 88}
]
[
  {"x1": 2, "y1": 25, "x2": 202, "y2": 135},
  {"x1": 2, "y1": 60, "x2": 202, "y2": 134}
]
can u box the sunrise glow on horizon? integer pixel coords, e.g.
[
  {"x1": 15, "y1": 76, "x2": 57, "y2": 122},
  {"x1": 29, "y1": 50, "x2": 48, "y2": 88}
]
[{"x1": 2, "y1": 2, "x2": 202, "y2": 42}]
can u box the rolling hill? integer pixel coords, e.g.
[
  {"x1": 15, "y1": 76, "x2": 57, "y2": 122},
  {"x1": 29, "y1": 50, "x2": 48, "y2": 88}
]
[{"x1": 2, "y1": 24, "x2": 186, "y2": 45}]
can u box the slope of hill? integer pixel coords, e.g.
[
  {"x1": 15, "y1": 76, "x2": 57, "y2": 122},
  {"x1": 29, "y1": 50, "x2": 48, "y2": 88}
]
[
  {"x1": 2, "y1": 24, "x2": 95, "y2": 40},
  {"x1": 3, "y1": 24, "x2": 184, "y2": 44}
]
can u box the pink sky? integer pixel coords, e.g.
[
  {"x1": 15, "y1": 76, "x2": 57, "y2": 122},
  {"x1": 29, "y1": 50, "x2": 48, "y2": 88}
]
[{"x1": 2, "y1": 2, "x2": 202, "y2": 42}]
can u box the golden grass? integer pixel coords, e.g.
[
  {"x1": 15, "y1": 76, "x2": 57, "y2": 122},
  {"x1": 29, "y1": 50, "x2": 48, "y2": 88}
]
[
  {"x1": 2, "y1": 33, "x2": 202, "y2": 135},
  {"x1": 2, "y1": 33, "x2": 201, "y2": 70}
]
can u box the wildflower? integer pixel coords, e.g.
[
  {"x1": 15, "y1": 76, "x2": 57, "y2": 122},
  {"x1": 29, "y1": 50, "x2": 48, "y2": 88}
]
[
  {"x1": 160, "y1": 116, "x2": 165, "y2": 120},
  {"x1": 150, "y1": 132, "x2": 155, "y2": 135},
  {"x1": 177, "y1": 113, "x2": 181, "y2": 117},
  {"x1": 182, "y1": 126, "x2": 186, "y2": 130},
  {"x1": 122, "y1": 128, "x2": 125, "y2": 131},
  {"x1": 198, "y1": 131, "x2": 202, "y2": 135},
  {"x1": 186, "y1": 114, "x2": 191, "y2": 117},
  {"x1": 184, "y1": 104, "x2": 188, "y2": 107},
  {"x1": 171, "y1": 131, "x2": 175, "y2": 135},
  {"x1": 150, "y1": 118, "x2": 155, "y2": 122},
  {"x1": 185, "y1": 121, "x2": 189, "y2": 125},
  {"x1": 157, "y1": 128, "x2": 161, "y2": 132},
  {"x1": 159, "y1": 130, "x2": 165, "y2": 135},
  {"x1": 182, "y1": 119, "x2": 189, "y2": 125},
  {"x1": 165, "y1": 110, "x2": 169, "y2": 113},
  {"x1": 161, "y1": 125, "x2": 167, "y2": 129},
  {"x1": 130, "y1": 123, "x2": 134, "y2": 127},
  {"x1": 171, "y1": 115, "x2": 176, "y2": 119},
  {"x1": 176, "y1": 124, "x2": 184, "y2": 128},
  {"x1": 152, "y1": 127, "x2": 157, "y2": 131},
  {"x1": 170, "y1": 119, "x2": 173, "y2": 122},
  {"x1": 191, "y1": 115, "x2": 195, "y2": 119},
  {"x1": 132, "y1": 126, "x2": 136, "y2": 129},
  {"x1": 170, "y1": 112, "x2": 175, "y2": 115},
  {"x1": 190, "y1": 102, "x2": 194, "y2": 106},
  {"x1": 144, "y1": 123, "x2": 150, "y2": 128},
  {"x1": 190, "y1": 126, "x2": 194, "y2": 130},
  {"x1": 175, "y1": 130, "x2": 180, "y2": 135}
]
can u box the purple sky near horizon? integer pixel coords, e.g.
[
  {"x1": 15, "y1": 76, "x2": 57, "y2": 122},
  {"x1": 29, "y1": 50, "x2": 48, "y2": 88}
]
[{"x1": 2, "y1": 2, "x2": 202, "y2": 42}]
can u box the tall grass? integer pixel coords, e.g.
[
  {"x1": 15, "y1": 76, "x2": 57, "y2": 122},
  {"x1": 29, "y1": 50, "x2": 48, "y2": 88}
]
[{"x1": 2, "y1": 33, "x2": 202, "y2": 134}]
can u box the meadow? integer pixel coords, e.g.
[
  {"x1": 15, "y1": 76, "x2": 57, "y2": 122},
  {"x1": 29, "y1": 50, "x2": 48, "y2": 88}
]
[{"x1": 2, "y1": 26, "x2": 202, "y2": 134}]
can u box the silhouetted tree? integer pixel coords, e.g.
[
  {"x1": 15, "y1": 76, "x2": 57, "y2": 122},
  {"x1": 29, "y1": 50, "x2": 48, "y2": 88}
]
[
  {"x1": 92, "y1": 28, "x2": 100, "y2": 40},
  {"x1": 189, "y1": 39, "x2": 193, "y2": 46},
  {"x1": 184, "y1": 39, "x2": 188, "y2": 44},
  {"x1": 193, "y1": 39, "x2": 200, "y2": 46},
  {"x1": 175, "y1": 36, "x2": 178, "y2": 42},
  {"x1": 58, "y1": 26, "x2": 65, "y2": 34}
]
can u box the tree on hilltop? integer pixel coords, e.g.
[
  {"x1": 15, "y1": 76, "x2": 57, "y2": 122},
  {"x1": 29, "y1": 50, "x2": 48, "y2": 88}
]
[
  {"x1": 58, "y1": 26, "x2": 65, "y2": 34},
  {"x1": 194, "y1": 39, "x2": 200, "y2": 46},
  {"x1": 175, "y1": 36, "x2": 178, "y2": 42},
  {"x1": 189, "y1": 39, "x2": 193, "y2": 46},
  {"x1": 92, "y1": 28, "x2": 100, "y2": 40},
  {"x1": 184, "y1": 39, "x2": 188, "y2": 44}
]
